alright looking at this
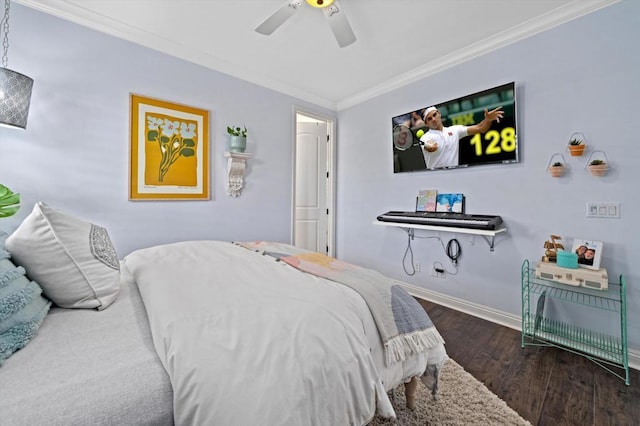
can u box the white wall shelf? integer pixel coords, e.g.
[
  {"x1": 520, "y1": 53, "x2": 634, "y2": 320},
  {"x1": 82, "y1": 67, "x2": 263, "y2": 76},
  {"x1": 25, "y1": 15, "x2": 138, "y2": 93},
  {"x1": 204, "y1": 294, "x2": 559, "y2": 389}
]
[
  {"x1": 224, "y1": 151, "x2": 252, "y2": 197},
  {"x1": 373, "y1": 220, "x2": 507, "y2": 251}
]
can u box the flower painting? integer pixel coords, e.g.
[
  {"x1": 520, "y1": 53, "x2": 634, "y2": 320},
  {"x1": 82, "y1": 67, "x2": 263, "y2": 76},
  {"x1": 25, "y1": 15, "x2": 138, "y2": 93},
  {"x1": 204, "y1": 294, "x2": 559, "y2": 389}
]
[
  {"x1": 146, "y1": 116, "x2": 196, "y2": 183},
  {"x1": 130, "y1": 94, "x2": 209, "y2": 200}
]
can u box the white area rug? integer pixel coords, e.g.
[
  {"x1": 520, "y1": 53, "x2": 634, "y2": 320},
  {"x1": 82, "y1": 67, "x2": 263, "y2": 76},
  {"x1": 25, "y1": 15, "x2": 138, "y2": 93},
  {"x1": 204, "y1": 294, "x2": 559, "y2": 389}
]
[{"x1": 368, "y1": 359, "x2": 532, "y2": 425}]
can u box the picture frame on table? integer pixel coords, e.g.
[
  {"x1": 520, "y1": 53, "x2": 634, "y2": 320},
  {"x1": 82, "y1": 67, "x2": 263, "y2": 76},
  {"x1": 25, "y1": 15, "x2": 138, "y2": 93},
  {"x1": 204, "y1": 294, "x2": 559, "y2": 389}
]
[
  {"x1": 571, "y1": 239, "x2": 603, "y2": 270},
  {"x1": 129, "y1": 94, "x2": 210, "y2": 200}
]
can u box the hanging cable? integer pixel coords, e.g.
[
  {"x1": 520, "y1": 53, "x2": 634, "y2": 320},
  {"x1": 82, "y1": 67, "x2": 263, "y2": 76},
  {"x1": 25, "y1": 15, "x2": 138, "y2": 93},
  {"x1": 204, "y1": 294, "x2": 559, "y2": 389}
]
[
  {"x1": 399, "y1": 231, "x2": 462, "y2": 276},
  {"x1": 446, "y1": 238, "x2": 461, "y2": 265},
  {"x1": 402, "y1": 228, "x2": 416, "y2": 275},
  {"x1": 431, "y1": 238, "x2": 460, "y2": 275}
]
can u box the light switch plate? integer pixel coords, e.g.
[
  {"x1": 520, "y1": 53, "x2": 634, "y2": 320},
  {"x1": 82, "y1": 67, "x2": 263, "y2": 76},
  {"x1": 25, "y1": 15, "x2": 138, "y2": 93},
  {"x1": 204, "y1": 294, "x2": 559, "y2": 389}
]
[{"x1": 586, "y1": 202, "x2": 620, "y2": 218}]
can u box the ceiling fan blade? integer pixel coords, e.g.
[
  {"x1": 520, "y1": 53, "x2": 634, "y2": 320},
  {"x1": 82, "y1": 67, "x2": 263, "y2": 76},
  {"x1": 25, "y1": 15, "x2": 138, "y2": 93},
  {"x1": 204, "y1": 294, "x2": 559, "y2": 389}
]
[
  {"x1": 255, "y1": 1, "x2": 302, "y2": 35},
  {"x1": 323, "y1": 1, "x2": 356, "y2": 48}
]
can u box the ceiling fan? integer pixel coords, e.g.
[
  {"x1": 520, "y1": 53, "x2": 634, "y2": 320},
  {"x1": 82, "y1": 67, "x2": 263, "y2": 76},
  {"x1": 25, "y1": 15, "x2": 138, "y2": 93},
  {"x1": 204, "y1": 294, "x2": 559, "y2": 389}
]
[{"x1": 255, "y1": 0, "x2": 356, "y2": 48}]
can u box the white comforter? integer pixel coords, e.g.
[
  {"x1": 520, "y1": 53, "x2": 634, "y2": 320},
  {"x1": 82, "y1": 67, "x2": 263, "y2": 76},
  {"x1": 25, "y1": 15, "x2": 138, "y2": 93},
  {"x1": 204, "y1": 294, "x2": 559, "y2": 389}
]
[{"x1": 124, "y1": 241, "x2": 446, "y2": 425}]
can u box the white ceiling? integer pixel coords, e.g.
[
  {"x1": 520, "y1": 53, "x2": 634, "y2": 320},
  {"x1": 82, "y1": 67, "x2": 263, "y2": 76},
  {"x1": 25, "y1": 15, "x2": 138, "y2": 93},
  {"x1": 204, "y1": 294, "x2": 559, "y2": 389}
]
[{"x1": 17, "y1": 0, "x2": 617, "y2": 110}]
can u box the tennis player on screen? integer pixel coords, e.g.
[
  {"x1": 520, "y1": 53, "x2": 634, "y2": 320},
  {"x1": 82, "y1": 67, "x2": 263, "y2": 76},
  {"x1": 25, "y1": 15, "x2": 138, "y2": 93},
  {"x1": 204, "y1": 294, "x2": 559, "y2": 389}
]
[{"x1": 420, "y1": 105, "x2": 504, "y2": 169}]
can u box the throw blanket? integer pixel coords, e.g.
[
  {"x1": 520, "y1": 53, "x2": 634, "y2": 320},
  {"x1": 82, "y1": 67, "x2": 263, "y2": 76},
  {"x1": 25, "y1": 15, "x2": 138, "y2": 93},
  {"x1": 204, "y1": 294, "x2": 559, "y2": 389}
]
[{"x1": 236, "y1": 241, "x2": 444, "y2": 367}]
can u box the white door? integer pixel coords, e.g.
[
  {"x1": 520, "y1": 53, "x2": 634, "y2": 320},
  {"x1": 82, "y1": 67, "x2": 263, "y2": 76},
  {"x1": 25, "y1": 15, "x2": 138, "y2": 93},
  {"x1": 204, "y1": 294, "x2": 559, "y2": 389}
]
[{"x1": 295, "y1": 119, "x2": 329, "y2": 254}]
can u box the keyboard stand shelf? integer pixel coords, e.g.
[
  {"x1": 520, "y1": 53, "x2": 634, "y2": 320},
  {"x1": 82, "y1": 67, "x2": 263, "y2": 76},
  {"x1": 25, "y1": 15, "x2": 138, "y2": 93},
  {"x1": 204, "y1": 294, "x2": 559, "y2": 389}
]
[{"x1": 373, "y1": 221, "x2": 507, "y2": 251}]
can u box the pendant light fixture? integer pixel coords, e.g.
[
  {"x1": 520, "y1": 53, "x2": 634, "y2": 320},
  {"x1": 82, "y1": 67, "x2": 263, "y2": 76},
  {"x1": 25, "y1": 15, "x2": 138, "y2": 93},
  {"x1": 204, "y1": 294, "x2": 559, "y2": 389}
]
[{"x1": 0, "y1": 0, "x2": 33, "y2": 130}]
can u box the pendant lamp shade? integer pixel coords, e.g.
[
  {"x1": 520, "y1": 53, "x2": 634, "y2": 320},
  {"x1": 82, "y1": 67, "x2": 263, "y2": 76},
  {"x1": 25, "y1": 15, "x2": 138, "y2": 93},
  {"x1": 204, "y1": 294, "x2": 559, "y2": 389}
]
[
  {"x1": 0, "y1": 0, "x2": 33, "y2": 130},
  {"x1": 0, "y1": 67, "x2": 33, "y2": 129}
]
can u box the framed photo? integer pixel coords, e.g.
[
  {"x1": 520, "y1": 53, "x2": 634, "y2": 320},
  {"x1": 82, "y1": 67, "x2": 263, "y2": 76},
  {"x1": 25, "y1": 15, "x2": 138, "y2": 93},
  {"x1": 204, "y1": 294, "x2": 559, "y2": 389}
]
[
  {"x1": 129, "y1": 94, "x2": 210, "y2": 200},
  {"x1": 571, "y1": 239, "x2": 603, "y2": 270}
]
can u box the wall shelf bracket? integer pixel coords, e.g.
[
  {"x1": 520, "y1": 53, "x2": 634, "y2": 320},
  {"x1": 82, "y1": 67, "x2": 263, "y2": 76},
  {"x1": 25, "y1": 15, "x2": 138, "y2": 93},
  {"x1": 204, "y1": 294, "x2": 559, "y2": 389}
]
[
  {"x1": 224, "y1": 151, "x2": 253, "y2": 197},
  {"x1": 483, "y1": 235, "x2": 496, "y2": 251}
]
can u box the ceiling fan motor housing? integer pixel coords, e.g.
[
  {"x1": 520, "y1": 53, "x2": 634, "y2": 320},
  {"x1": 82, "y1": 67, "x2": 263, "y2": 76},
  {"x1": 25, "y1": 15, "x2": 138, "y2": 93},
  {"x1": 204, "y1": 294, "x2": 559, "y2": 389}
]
[{"x1": 258, "y1": 0, "x2": 355, "y2": 48}]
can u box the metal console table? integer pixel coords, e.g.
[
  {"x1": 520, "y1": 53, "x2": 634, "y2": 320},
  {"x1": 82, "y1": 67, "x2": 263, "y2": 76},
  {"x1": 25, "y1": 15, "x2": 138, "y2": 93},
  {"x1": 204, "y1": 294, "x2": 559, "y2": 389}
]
[{"x1": 521, "y1": 259, "x2": 629, "y2": 385}]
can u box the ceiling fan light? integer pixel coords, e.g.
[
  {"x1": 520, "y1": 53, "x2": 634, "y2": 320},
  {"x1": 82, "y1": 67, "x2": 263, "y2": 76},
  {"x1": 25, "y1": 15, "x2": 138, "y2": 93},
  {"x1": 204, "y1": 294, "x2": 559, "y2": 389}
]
[{"x1": 306, "y1": 0, "x2": 334, "y2": 8}]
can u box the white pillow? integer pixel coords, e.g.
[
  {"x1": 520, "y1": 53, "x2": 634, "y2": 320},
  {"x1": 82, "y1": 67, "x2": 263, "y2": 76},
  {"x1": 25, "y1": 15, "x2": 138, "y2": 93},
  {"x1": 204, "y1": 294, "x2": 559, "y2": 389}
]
[{"x1": 5, "y1": 202, "x2": 120, "y2": 310}]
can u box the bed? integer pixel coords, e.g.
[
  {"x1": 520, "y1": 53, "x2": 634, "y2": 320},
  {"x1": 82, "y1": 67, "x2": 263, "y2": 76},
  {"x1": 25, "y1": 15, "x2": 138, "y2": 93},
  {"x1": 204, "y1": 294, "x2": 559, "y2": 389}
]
[
  {"x1": 0, "y1": 202, "x2": 448, "y2": 425},
  {"x1": 0, "y1": 262, "x2": 173, "y2": 425}
]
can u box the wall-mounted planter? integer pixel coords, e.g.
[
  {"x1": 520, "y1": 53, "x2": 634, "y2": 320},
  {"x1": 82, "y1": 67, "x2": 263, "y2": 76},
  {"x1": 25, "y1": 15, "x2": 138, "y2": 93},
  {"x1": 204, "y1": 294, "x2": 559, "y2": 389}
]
[
  {"x1": 588, "y1": 163, "x2": 608, "y2": 176},
  {"x1": 568, "y1": 144, "x2": 585, "y2": 156},
  {"x1": 585, "y1": 150, "x2": 609, "y2": 177},
  {"x1": 549, "y1": 164, "x2": 566, "y2": 177},
  {"x1": 546, "y1": 153, "x2": 566, "y2": 178},
  {"x1": 567, "y1": 132, "x2": 586, "y2": 156}
]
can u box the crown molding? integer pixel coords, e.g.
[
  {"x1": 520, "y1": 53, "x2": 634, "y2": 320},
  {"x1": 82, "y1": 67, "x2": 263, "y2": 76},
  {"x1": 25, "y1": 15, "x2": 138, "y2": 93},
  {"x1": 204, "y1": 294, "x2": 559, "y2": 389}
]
[
  {"x1": 14, "y1": 0, "x2": 337, "y2": 110},
  {"x1": 15, "y1": 0, "x2": 618, "y2": 112},
  {"x1": 336, "y1": 0, "x2": 620, "y2": 111}
]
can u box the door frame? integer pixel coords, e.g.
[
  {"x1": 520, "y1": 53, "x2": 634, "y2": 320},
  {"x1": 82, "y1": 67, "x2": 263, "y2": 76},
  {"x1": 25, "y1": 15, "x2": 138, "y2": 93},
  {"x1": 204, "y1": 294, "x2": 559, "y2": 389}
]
[{"x1": 292, "y1": 106, "x2": 336, "y2": 257}]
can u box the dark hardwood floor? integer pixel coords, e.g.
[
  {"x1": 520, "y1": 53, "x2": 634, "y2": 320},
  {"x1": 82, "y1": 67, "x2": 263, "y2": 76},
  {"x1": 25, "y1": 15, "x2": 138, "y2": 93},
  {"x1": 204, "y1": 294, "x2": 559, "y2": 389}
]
[{"x1": 417, "y1": 299, "x2": 640, "y2": 426}]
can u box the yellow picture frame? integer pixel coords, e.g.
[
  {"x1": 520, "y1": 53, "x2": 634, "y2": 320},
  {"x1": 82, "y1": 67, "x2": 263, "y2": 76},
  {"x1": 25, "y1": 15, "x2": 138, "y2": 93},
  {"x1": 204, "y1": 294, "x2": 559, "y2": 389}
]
[{"x1": 129, "y1": 94, "x2": 210, "y2": 200}]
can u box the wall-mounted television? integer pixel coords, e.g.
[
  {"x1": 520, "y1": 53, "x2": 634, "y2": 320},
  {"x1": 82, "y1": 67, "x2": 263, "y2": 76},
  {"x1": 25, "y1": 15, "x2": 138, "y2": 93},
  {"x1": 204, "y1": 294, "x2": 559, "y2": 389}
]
[{"x1": 392, "y1": 82, "x2": 518, "y2": 173}]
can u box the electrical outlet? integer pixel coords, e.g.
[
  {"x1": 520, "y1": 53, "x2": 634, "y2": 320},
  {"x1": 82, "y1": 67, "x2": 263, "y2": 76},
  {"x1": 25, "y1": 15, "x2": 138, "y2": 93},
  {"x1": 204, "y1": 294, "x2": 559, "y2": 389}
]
[{"x1": 414, "y1": 262, "x2": 421, "y2": 272}]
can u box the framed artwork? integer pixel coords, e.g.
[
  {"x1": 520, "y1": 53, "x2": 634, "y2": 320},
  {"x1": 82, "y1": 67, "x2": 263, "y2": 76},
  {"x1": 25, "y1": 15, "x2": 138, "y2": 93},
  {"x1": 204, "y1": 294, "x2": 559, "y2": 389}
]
[
  {"x1": 436, "y1": 193, "x2": 464, "y2": 213},
  {"x1": 129, "y1": 94, "x2": 210, "y2": 200},
  {"x1": 416, "y1": 189, "x2": 437, "y2": 212},
  {"x1": 571, "y1": 239, "x2": 603, "y2": 270}
]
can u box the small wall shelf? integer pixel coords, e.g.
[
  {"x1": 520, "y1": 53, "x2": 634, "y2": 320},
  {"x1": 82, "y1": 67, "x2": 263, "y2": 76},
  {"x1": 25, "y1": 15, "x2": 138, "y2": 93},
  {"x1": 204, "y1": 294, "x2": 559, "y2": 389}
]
[
  {"x1": 373, "y1": 220, "x2": 507, "y2": 251},
  {"x1": 224, "y1": 151, "x2": 252, "y2": 197}
]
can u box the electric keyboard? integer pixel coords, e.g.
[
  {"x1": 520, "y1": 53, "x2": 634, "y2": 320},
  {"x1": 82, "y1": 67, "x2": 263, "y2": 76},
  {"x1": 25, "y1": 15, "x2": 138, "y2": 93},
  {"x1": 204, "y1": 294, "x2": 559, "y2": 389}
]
[{"x1": 377, "y1": 211, "x2": 503, "y2": 230}]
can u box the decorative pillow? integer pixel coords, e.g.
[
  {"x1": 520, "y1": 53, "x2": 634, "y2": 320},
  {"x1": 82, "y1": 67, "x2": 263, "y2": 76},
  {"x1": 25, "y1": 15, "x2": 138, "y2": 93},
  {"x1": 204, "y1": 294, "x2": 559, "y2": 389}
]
[
  {"x1": 5, "y1": 202, "x2": 120, "y2": 310},
  {"x1": 0, "y1": 249, "x2": 51, "y2": 365}
]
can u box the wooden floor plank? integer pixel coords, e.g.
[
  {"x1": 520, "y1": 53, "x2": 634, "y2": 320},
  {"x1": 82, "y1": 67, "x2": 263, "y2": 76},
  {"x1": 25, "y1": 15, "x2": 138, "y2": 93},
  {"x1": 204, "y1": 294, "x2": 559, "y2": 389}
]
[
  {"x1": 418, "y1": 298, "x2": 640, "y2": 426},
  {"x1": 538, "y1": 350, "x2": 594, "y2": 425},
  {"x1": 593, "y1": 362, "x2": 637, "y2": 426}
]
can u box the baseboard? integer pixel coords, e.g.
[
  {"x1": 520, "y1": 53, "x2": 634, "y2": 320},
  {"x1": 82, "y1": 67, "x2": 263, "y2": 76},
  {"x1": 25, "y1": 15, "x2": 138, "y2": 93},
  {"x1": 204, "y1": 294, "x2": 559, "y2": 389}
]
[{"x1": 401, "y1": 282, "x2": 640, "y2": 372}]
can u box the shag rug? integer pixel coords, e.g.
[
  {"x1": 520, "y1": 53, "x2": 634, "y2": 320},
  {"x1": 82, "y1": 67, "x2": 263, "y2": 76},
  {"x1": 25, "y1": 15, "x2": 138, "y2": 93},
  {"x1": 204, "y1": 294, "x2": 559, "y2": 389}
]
[{"x1": 368, "y1": 359, "x2": 532, "y2": 425}]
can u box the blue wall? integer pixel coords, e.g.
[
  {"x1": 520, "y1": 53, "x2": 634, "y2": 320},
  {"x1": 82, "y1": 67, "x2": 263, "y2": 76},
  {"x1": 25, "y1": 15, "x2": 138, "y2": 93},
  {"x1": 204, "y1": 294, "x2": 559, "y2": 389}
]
[
  {"x1": 336, "y1": 1, "x2": 639, "y2": 348},
  {"x1": 0, "y1": 4, "x2": 334, "y2": 257}
]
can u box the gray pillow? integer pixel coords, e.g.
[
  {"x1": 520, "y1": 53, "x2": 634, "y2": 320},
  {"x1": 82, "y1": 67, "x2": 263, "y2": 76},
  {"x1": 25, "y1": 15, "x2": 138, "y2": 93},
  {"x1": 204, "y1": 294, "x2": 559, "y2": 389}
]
[
  {"x1": 5, "y1": 202, "x2": 120, "y2": 310},
  {"x1": 0, "y1": 250, "x2": 51, "y2": 365}
]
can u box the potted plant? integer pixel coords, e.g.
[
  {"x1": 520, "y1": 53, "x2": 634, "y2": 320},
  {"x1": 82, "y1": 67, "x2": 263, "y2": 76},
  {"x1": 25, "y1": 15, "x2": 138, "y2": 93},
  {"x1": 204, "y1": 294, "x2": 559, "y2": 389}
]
[
  {"x1": 567, "y1": 133, "x2": 586, "y2": 156},
  {"x1": 588, "y1": 159, "x2": 608, "y2": 176},
  {"x1": 548, "y1": 161, "x2": 565, "y2": 177},
  {"x1": 227, "y1": 125, "x2": 247, "y2": 153}
]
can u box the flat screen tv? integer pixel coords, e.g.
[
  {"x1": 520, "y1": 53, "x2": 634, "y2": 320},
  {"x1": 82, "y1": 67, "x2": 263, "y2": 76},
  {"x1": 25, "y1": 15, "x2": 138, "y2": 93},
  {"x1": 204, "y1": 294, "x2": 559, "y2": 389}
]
[{"x1": 392, "y1": 82, "x2": 518, "y2": 173}]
